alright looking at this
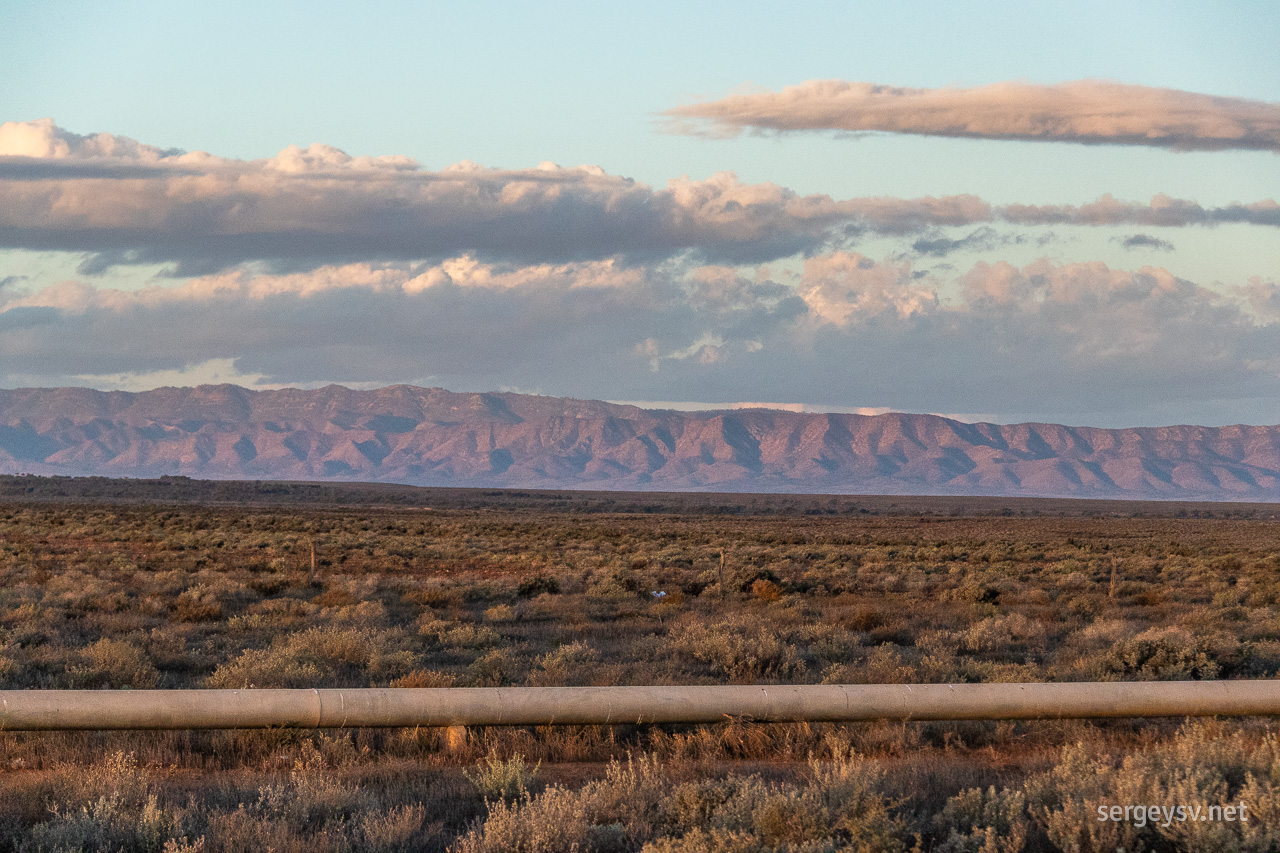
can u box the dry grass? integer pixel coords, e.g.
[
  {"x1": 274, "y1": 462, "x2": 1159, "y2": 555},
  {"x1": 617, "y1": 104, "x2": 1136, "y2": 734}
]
[{"x1": 0, "y1": 490, "x2": 1278, "y2": 849}]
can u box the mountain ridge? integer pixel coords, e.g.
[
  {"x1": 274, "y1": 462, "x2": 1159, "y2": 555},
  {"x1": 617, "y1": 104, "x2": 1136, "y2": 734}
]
[{"x1": 2, "y1": 384, "x2": 1279, "y2": 500}]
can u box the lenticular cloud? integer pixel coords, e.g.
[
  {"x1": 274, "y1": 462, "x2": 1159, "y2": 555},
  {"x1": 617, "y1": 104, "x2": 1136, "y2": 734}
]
[{"x1": 666, "y1": 79, "x2": 1280, "y2": 152}]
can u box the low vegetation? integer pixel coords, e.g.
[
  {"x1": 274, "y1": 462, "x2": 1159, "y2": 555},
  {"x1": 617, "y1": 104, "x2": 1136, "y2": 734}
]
[{"x1": 0, "y1": 480, "x2": 1278, "y2": 850}]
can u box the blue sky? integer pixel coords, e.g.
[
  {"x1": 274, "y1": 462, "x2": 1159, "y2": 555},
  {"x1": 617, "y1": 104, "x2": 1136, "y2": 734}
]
[
  {"x1": 1, "y1": 0, "x2": 1278, "y2": 426},
  {"x1": 7, "y1": 2, "x2": 1278, "y2": 190}
]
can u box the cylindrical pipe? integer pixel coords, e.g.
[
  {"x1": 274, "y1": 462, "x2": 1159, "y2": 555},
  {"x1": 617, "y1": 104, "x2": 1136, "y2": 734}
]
[{"x1": 2, "y1": 682, "x2": 1280, "y2": 731}]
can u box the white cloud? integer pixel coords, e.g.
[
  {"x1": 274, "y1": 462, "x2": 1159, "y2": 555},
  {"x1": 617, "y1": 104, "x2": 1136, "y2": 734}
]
[
  {"x1": 2, "y1": 255, "x2": 1279, "y2": 426},
  {"x1": 0, "y1": 117, "x2": 180, "y2": 160},
  {"x1": 798, "y1": 252, "x2": 933, "y2": 324}
]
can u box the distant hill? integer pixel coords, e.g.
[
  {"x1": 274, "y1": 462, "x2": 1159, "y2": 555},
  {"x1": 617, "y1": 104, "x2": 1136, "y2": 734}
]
[{"x1": 2, "y1": 384, "x2": 1280, "y2": 500}]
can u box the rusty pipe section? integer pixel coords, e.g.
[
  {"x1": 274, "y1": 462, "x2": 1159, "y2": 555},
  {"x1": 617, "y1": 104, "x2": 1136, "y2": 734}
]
[{"x1": 3, "y1": 682, "x2": 1280, "y2": 731}]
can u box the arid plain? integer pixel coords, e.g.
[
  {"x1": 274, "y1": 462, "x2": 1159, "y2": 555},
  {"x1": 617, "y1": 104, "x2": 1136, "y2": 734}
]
[{"x1": 0, "y1": 478, "x2": 1277, "y2": 851}]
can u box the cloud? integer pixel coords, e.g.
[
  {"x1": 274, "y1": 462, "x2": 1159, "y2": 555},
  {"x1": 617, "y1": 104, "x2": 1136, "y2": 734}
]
[
  {"x1": 2, "y1": 120, "x2": 1275, "y2": 276},
  {"x1": 2, "y1": 254, "x2": 1279, "y2": 427},
  {"x1": 910, "y1": 227, "x2": 1062, "y2": 258},
  {"x1": 999, "y1": 194, "x2": 1280, "y2": 228},
  {"x1": 910, "y1": 226, "x2": 1021, "y2": 258},
  {"x1": 0, "y1": 119, "x2": 975, "y2": 272},
  {"x1": 0, "y1": 157, "x2": 198, "y2": 180},
  {"x1": 1115, "y1": 234, "x2": 1175, "y2": 252},
  {"x1": 797, "y1": 252, "x2": 933, "y2": 323},
  {"x1": 665, "y1": 79, "x2": 1280, "y2": 152},
  {"x1": 0, "y1": 117, "x2": 185, "y2": 160}
]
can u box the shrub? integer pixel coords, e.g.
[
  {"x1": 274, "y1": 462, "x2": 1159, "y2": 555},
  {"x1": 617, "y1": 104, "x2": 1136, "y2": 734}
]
[
  {"x1": 453, "y1": 753, "x2": 908, "y2": 853},
  {"x1": 641, "y1": 829, "x2": 766, "y2": 853},
  {"x1": 173, "y1": 586, "x2": 223, "y2": 622},
  {"x1": 254, "y1": 740, "x2": 371, "y2": 831},
  {"x1": 750, "y1": 580, "x2": 781, "y2": 602},
  {"x1": 793, "y1": 623, "x2": 861, "y2": 665},
  {"x1": 960, "y1": 613, "x2": 1045, "y2": 654},
  {"x1": 1023, "y1": 723, "x2": 1280, "y2": 853},
  {"x1": 357, "y1": 803, "x2": 430, "y2": 852},
  {"x1": 69, "y1": 638, "x2": 161, "y2": 688},
  {"x1": 453, "y1": 756, "x2": 668, "y2": 853},
  {"x1": 518, "y1": 593, "x2": 569, "y2": 622},
  {"x1": 844, "y1": 606, "x2": 887, "y2": 632},
  {"x1": 529, "y1": 640, "x2": 599, "y2": 686},
  {"x1": 468, "y1": 647, "x2": 524, "y2": 686},
  {"x1": 206, "y1": 626, "x2": 414, "y2": 688},
  {"x1": 418, "y1": 617, "x2": 500, "y2": 650},
  {"x1": 517, "y1": 576, "x2": 560, "y2": 598},
  {"x1": 403, "y1": 585, "x2": 457, "y2": 609},
  {"x1": 25, "y1": 751, "x2": 203, "y2": 853},
  {"x1": 933, "y1": 786, "x2": 1028, "y2": 853},
  {"x1": 464, "y1": 751, "x2": 542, "y2": 802},
  {"x1": 1093, "y1": 627, "x2": 1224, "y2": 680},
  {"x1": 483, "y1": 604, "x2": 517, "y2": 623},
  {"x1": 667, "y1": 615, "x2": 803, "y2": 681}
]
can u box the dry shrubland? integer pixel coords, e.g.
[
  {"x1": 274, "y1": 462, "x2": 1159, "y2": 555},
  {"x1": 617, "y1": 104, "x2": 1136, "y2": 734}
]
[{"x1": 1, "y1": 488, "x2": 1279, "y2": 850}]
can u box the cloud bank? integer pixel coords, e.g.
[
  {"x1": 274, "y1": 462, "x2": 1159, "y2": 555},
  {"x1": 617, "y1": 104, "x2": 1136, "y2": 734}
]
[
  {"x1": 3, "y1": 118, "x2": 1277, "y2": 426},
  {"x1": 666, "y1": 79, "x2": 1280, "y2": 152},
  {"x1": 2, "y1": 253, "x2": 1278, "y2": 427},
  {"x1": 1, "y1": 119, "x2": 1276, "y2": 275},
  {"x1": 0, "y1": 119, "x2": 973, "y2": 273}
]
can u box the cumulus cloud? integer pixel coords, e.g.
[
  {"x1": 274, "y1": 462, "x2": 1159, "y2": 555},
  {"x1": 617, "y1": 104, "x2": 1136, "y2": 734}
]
[
  {"x1": 0, "y1": 118, "x2": 981, "y2": 273},
  {"x1": 666, "y1": 79, "x2": 1280, "y2": 151},
  {"x1": 2, "y1": 254, "x2": 1278, "y2": 426},
  {"x1": 2, "y1": 119, "x2": 1275, "y2": 276},
  {"x1": 0, "y1": 117, "x2": 184, "y2": 160},
  {"x1": 797, "y1": 252, "x2": 933, "y2": 323}
]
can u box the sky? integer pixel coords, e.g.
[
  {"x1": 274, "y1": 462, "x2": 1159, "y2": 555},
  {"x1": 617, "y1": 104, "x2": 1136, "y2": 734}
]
[{"x1": 1, "y1": 0, "x2": 1278, "y2": 427}]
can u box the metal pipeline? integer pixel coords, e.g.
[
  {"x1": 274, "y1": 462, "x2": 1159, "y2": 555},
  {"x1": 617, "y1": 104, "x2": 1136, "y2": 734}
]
[{"x1": 2, "y1": 682, "x2": 1280, "y2": 730}]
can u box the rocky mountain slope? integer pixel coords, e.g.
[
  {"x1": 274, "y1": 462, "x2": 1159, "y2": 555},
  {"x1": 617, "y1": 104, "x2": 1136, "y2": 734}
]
[{"x1": 2, "y1": 384, "x2": 1279, "y2": 499}]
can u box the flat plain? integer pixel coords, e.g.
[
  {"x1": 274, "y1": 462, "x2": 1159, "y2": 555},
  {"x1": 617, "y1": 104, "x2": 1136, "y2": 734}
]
[{"x1": 1, "y1": 477, "x2": 1278, "y2": 852}]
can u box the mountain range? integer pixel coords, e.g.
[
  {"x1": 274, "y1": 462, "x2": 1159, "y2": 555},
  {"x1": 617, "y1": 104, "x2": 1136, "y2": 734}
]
[{"x1": 2, "y1": 384, "x2": 1280, "y2": 500}]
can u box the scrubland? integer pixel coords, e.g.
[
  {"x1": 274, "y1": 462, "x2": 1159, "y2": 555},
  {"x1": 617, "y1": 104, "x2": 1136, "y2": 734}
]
[{"x1": 1, "y1": 484, "x2": 1279, "y2": 851}]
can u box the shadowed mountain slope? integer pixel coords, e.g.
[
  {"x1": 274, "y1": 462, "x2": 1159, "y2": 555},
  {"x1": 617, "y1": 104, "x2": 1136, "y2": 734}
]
[{"x1": 2, "y1": 384, "x2": 1279, "y2": 499}]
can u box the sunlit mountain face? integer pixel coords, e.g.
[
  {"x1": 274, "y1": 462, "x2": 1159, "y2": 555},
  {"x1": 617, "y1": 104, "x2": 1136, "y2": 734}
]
[{"x1": 3, "y1": 384, "x2": 1280, "y2": 499}]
